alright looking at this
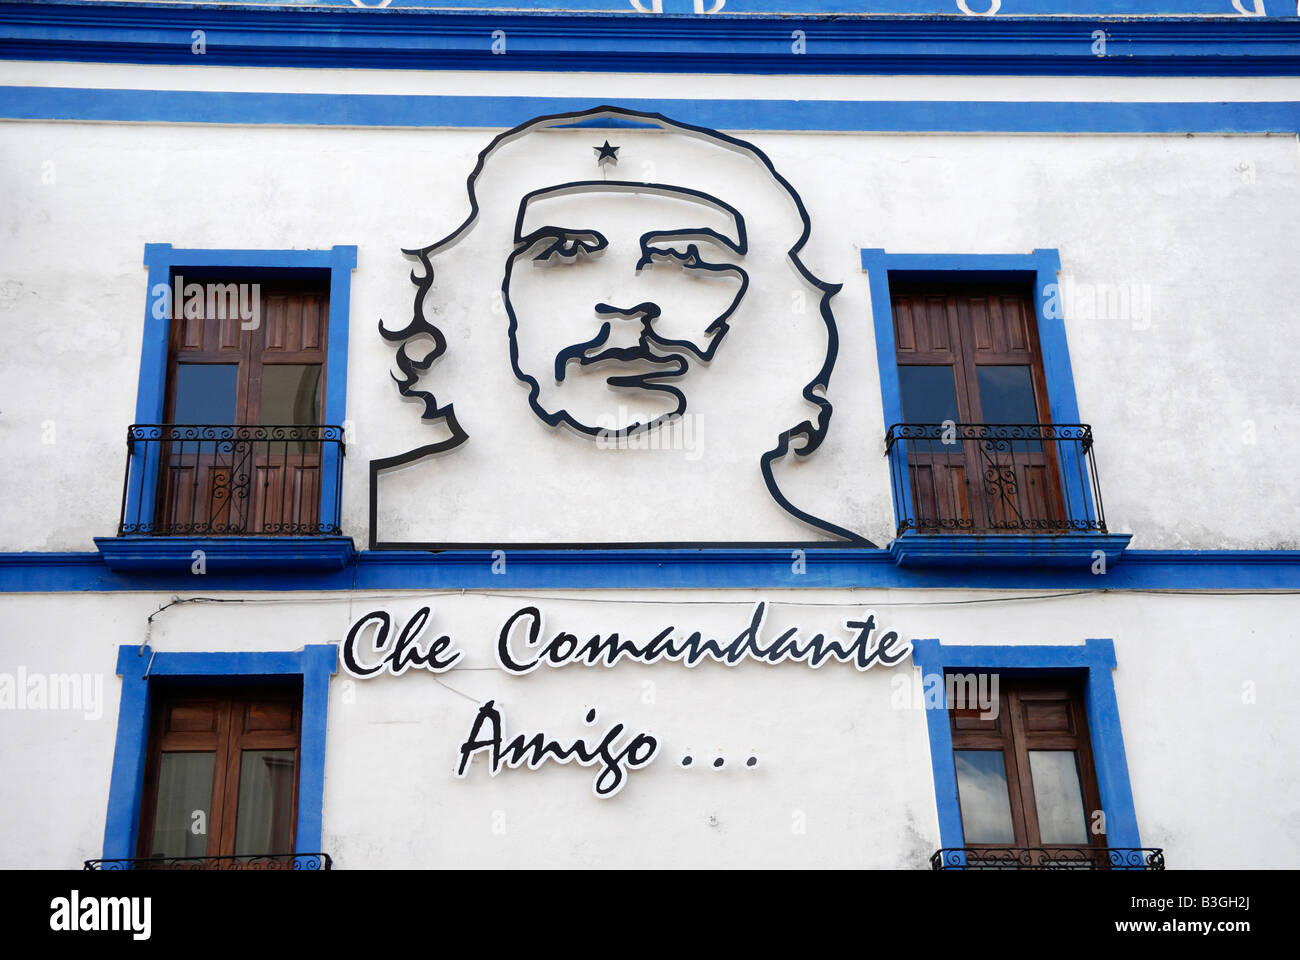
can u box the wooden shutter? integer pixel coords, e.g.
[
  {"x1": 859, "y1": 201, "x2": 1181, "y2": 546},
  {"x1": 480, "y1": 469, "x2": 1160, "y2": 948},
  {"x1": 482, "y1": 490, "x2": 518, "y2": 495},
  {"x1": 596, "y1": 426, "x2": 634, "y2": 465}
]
[{"x1": 892, "y1": 282, "x2": 1066, "y2": 532}]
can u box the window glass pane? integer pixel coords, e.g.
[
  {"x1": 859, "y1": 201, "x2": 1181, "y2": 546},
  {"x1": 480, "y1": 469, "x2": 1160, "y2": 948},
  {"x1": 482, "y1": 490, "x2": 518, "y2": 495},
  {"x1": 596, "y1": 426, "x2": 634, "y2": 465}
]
[
  {"x1": 976, "y1": 365, "x2": 1039, "y2": 423},
  {"x1": 954, "y1": 750, "x2": 1016, "y2": 844},
  {"x1": 1029, "y1": 750, "x2": 1089, "y2": 844},
  {"x1": 235, "y1": 749, "x2": 297, "y2": 856},
  {"x1": 260, "y1": 365, "x2": 321, "y2": 425},
  {"x1": 172, "y1": 364, "x2": 238, "y2": 424},
  {"x1": 899, "y1": 365, "x2": 960, "y2": 455},
  {"x1": 150, "y1": 751, "x2": 214, "y2": 859},
  {"x1": 976, "y1": 365, "x2": 1041, "y2": 453},
  {"x1": 899, "y1": 365, "x2": 959, "y2": 423}
]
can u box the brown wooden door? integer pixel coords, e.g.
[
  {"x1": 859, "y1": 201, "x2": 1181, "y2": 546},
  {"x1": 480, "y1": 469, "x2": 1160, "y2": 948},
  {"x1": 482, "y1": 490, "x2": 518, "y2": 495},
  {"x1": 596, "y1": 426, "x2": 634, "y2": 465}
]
[
  {"x1": 949, "y1": 676, "x2": 1109, "y2": 868},
  {"x1": 158, "y1": 279, "x2": 328, "y2": 535},
  {"x1": 892, "y1": 283, "x2": 1065, "y2": 533},
  {"x1": 137, "y1": 686, "x2": 302, "y2": 864}
]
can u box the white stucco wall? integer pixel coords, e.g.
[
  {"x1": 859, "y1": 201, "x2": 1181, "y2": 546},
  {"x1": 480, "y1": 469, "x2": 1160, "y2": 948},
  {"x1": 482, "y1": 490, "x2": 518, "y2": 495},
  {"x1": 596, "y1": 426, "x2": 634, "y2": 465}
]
[
  {"x1": 0, "y1": 588, "x2": 1296, "y2": 869},
  {"x1": 2, "y1": 62, "x2": 1299, "y2": 871},
  {"x1": 1, "y1": 65, "x2": 1299, "y2": 549}
]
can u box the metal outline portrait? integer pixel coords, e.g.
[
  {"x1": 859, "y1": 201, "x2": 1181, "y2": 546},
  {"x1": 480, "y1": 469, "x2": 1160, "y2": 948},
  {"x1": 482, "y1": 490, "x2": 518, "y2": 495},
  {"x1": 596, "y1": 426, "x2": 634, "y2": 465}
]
[{"x1": 371, "y1": 104, "x2": 873, "y2": 549}]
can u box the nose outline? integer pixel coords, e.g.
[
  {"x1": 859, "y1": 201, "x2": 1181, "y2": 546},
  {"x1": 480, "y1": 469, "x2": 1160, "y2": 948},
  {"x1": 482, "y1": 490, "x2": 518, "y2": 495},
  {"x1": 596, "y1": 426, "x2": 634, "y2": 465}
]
[
  {"x1": 595, "y1": 301, "x2": 662, "y2": 344},
  {"x1": 595, "y1": 301, "x2": 661, "y2": 324}
]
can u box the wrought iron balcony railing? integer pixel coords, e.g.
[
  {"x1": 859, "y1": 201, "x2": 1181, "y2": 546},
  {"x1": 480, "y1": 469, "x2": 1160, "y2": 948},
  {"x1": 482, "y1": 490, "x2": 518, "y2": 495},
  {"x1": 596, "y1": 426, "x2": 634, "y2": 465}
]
[
  {"x1": 931, "y1": 847, "x2": 1164, "y2": 871},
  {"x1": 84, "y1": 854, "x2": 332, "y2": 870},
  {"x1": 885, "y1": 423, "x2": 1107, "y2": 538},
  {"x1": 116, "y1": 424, "x2": 344, "y2": 537}
]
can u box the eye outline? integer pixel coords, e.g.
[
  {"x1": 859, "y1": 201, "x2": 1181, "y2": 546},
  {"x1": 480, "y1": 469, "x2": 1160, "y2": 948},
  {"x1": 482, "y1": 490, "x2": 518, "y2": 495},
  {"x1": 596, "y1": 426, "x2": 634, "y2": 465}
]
[
  {"x1": 633, "y1": 228, "x2": 751, "y2": 364},
  {"x1": 522, "y1": 228, "x2": 608, "y2": 263},
  {"x1": 637, "y1": 229, "x2": 743, "y2": 273}
]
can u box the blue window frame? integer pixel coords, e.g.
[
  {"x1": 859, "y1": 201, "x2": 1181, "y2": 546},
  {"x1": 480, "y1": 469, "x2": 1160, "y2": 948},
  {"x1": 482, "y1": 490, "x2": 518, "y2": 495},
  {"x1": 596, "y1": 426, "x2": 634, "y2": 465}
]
[
  {"x1": 862, "y1": 249, "x2": 1129, "y2": 567},
  {"x1": 97, "y1": 244, "x2": 359, "y2": 570},
  {"x1": 130, "y1": 244, "x2": 357, "y2": 532},
  {"x1": 102, "y1": 644, "x2": 337, "y2": 861},
  {"x1": 910, "y1": 637, "x2": 1142, "y2": 859}
]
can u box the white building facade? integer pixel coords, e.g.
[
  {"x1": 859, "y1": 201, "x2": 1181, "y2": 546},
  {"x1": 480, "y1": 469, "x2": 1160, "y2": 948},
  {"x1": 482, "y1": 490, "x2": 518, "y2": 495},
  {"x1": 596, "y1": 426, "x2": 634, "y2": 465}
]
[{"x1": 2, "y1": 0, "x2": 1300, "y2": 871}]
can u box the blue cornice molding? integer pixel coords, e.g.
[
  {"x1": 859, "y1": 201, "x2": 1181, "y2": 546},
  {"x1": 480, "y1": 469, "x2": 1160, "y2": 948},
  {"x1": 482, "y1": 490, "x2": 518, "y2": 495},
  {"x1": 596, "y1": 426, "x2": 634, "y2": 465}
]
[
  {"x1": 7, "y1": 547, "x2": 1300, "y2": 590},
  {"x1": 4, "y1": 3, "x2": 1300, "y2": 76},
  {"x1": 17, "y1": 0, "x2": 1299, "y2": 15}
]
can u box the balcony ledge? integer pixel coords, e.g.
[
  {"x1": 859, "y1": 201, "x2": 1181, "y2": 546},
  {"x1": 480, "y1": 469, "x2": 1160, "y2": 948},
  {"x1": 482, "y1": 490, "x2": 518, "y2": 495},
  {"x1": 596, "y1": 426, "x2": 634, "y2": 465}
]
[
  {"x1": 94, "y1": 536, "x2": 356, "y2": 572},
  {"x1": 888, "y1": 532, "x2": 1133, "y2": 569}
]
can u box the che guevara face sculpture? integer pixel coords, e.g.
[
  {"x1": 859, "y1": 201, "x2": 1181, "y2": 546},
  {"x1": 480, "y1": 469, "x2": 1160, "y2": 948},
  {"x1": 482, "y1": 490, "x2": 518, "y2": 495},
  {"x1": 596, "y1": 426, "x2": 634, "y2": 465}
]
[
  {"x1": 506, "y1": 182, "x2": 748, "y2": 437},
  {"x1": 377, "y1": 106, "x2": 867, "y2": 544}
]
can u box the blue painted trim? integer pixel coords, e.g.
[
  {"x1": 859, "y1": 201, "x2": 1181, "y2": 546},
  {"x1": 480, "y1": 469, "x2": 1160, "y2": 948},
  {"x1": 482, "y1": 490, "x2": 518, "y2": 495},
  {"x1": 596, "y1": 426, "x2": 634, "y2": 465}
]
[
  {"x1": 2, "y1": 88, "x2": 1300, "y2": 135},
  {"x1": 103, "y1": 644, "x2": 338, "y2": 860},
  {"x1": 123, "y1": 245, "x2": 174, "y2": 529},
  {"x1": 130, "y1": 244, "x2": 356, "y2": 534},
  {"x1": 9, "y1": 548, "x2": 1300, "y2": 592},
  {"x1": 94, "y1": 536, "x2": 357, "y2": 571},
  {"x1": 295, "y1": 646, "x2": 336, "y2": 854},
  {"x1": 889, "y1": 532, "x2": 1131, "y2": 568},
  {"x1": 137, "y1": 245, "x2": 172, "y2": 424},
  {"x1": 863, "y1": 248, "x2": 913, "y2": 531},
  {"x1": 12, "y1": 0, "x2": 1298, "y2": 17},
  {"x1": 323, "y1": 245, "x2": 356, "y2": 526},
  {"x1": 5, "y1": 5, "x2": 1300, "y2": 77},
  {"x1": 910, "y1": 637, "x2": 1140, "y2": 850},
  {"x1": 1030, "y1": 248, "x2": 1079, "y2": 423},
  {"x1": 102, "y1": 647, "x2": 152, "y2": 861},
  {"x1": 862, "y1": 249, "x2": 1101, "y2": 536}
]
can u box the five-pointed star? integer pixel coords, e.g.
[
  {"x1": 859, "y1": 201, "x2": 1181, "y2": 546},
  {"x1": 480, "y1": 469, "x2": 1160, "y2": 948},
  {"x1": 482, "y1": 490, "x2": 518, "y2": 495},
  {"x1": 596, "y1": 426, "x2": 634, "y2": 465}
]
[{"x1": 593, "y1": 140, "x2": 620, "y2": 166}]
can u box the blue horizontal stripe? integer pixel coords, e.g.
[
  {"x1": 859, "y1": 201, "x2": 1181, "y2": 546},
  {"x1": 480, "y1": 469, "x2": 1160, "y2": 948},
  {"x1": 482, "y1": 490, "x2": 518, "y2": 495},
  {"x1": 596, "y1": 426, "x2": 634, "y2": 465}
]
[
  {"x1": 35, "y1": 1, "x2": 1298, "y2": 15},
  {"x1": 4, "y1": 3, "x2": 1300, "y2": 77},
  {"x1": 2, "y1": 87, "x2": 1299, "y2": 133},
  {"x1": 5, "y1": 548, "x2": 1300, "y2": 591}
]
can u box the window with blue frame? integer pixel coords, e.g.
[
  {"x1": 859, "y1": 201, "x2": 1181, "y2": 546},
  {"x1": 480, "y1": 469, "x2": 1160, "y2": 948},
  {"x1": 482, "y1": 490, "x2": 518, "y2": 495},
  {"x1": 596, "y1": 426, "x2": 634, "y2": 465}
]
[
  {"x1": 912, "y1": 638, "x2": 1160, "y2": 871},
  {"x1": 92, "y1": 644, "x2": 336, "y2": 871},
  {"x1": 863, "y1": 250, "x2": 1130, "y2": 568},
  {"x1": 95, "y1": 245, "x2": 357, "y2": 571}
]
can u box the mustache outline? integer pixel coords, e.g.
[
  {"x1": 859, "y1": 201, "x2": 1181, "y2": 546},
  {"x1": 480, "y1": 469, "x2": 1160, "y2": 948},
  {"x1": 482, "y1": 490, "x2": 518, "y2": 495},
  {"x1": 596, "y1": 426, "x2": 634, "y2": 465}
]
[
  {"x1": 551, "y1": 315, "x2": 692, "y2": 423},
  {"x1": 554, "y1": 303, "x2": 701, "y2": 386}
]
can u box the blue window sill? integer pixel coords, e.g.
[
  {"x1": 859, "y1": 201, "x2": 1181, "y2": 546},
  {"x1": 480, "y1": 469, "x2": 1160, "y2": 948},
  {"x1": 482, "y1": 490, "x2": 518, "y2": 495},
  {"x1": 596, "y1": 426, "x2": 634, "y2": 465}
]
[
  {"x1": 94, "y1": 536, "x2": 356, "y2": 572},
  {"x1": 887, "y1": 532, "x2": 1132, "y2": 569}
]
